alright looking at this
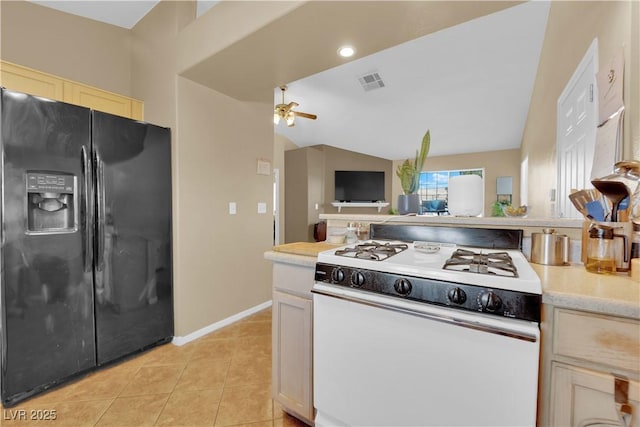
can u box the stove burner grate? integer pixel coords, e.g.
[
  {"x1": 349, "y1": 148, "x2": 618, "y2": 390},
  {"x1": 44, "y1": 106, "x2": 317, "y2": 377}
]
[
  {"x1": 443, "y1": 248, "x2": 519, "y2": 277},
  {"x1": 335, "y1": 241, "x2": 408, "y2": 261}
]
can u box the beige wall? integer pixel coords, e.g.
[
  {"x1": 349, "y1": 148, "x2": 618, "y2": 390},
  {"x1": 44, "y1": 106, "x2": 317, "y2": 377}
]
[
  {"x1": 175, "y1": 77, "x2": 273, "y2": 334},
  {"x1": 130, "y1": 1, "x2": 188, "y2": 129},
  {"x1": 392, "y1": 149, "x2": 521, "y2": 217},
  {"x1": 1, "y1": 1, "x2": 132, "y2": 96},
  {"x1": 274, "y1": 134, "x2": 299, "y2": 243},
  {"x1": 632, "y1": 1, "x2": 640, "y2": 160},
  {"x1": 522, "y1": 1, "x2": 639, "y2": 218},
  {"x1": 284, "y1": 147, "x2": 325, "y2": 243}
]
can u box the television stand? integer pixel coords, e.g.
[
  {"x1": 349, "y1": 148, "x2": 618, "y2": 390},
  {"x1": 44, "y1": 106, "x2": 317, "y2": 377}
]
[{"x1": 331, "y1": 201, "x2": 390, "y2": 213}]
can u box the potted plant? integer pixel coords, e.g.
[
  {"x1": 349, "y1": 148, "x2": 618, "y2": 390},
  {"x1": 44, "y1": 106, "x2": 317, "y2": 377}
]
[{"x1": 396, "y1": 130, "x2": 430, "y2": 214}]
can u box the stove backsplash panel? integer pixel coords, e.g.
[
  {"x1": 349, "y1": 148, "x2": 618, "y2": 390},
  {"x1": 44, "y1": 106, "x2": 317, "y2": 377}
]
[{"x1": 369, "y1": 224, "x2": 523, "y2": 250}]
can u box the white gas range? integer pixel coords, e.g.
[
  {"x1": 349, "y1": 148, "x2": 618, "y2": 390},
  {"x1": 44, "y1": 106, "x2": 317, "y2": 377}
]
[{"x1": 312, "y1": 239, "x2": 542, "y2": 426}]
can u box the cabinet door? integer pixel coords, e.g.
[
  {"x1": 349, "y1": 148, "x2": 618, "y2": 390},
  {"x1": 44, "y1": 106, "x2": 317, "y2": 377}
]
[
  {"x1": 66, "y1": 83, "x2": 142, "y2": 120},
  {"x1": 0, "y1": 62, "x2": 64, "y2": 101},
  {"x1": 1, "y1": 61, "x2": 144, "y2": 121},
  {"x1": 550, "y1": 363, "x2": 640, "y2": 426},
  {"x1": 272, "y1": 290, "x2": 313, "y2": 423}
]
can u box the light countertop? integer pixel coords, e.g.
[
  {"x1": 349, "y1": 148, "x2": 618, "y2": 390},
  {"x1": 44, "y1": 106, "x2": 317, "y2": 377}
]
[
  {"x1": 533, "y1": 263, "x2": 639, "y2": 319},
  {"x1": 264, "y1": 242, "x2": 340, "y2": 268},
  {"x1": 265, "y1": 242, "x2": 640, "y2": 320}
]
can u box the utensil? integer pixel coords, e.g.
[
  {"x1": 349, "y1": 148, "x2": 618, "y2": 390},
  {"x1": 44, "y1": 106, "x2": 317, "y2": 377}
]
[
  {"x1": 591, "y1": 180, "x2": 629, "y2": 222},
  {"x1": 585, "y1": 200, "x2": 605, "y2": 221},
  {"x1": 614, "y1": 160, "x2": 640, "y2": 179},
  {"x1": 568, "y1": 188, "x2": 601, "y2": 219}
]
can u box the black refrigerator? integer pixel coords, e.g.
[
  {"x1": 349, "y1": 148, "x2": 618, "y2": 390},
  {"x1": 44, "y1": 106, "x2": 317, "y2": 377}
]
[{"x1": 0, "y1": 88, "x2": 173, "y2": 406}]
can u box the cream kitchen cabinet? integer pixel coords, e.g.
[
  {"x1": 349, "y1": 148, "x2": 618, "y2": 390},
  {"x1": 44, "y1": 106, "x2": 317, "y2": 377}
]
[
  {"x1": 1, "y1": 61, "x2": 143, "y2": 120},
  {"x1": 542, "y1": 306, "x2": 640, "y2": 426},
  {"x1": 272, "y1": 260, "x2": 315, "y2": 425},
  {"x1": 1, "y1": 61, "x2": 65, "y2": 101},
  {"x1": 65, "y1": 81, "x2": 143, "y2": 120},
  {"x1": 550, "y1": 364, "x2": 639, "y2": 426}
]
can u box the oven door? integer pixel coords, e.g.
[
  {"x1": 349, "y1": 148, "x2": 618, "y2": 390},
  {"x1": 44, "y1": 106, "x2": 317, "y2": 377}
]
[{"x1": 312, "y1": 283, "x2": 540, "y2": 427}]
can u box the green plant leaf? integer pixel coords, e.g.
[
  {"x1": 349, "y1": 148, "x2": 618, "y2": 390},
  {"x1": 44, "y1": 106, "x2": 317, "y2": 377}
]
[{"x1": 396, "y1": 130, "x2": 431, "y2": 195}]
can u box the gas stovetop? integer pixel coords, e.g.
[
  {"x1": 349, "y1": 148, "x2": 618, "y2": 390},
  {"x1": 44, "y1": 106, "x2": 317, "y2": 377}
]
[
  {"x1": 317, "y1": 240, "x2": 540, "y2": 294},
  {"x1": 443, "y1": 248, "x2": 519, "y2": 277},
  {"x1": 334, "y1": 241, "x2": 408, "y2": 261},
  {"x1": 314, "y1": 240, "x2": 542, "y2": 322}
]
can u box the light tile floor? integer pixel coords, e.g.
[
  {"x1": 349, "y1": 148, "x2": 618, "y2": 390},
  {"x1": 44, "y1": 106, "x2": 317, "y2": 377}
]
[{"x1": 1, "y1": 307, "x2": 309, "y2": 427}]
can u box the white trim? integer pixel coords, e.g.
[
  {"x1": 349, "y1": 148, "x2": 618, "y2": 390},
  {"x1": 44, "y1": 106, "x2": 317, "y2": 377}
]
[
  {"x1": 171, "y1": 300, "x2": 272, "y2": 346},
  {"x1": 557, "y1": 38, "x2": 599, "y2": 104},
  {"x1": 273, "y1": 168, "x2": 280, "y2": 245}
]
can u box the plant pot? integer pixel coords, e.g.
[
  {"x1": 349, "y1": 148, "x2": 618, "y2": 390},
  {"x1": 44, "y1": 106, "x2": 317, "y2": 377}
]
[{"x1": 397, "y1": 194, "x2": 420, "y2": 215}]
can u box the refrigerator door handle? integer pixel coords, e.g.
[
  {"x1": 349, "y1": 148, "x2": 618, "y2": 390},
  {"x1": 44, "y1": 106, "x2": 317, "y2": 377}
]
[
  {"x1": 82, "y1": 146, "x2": 92, "y2": 272},
  {"x1": 96, "y1": 152, "x2": 105, "y2": 271}
]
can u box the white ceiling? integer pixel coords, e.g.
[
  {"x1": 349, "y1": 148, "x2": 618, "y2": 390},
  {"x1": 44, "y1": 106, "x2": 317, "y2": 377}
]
[
  {"x1": 28, "y1": 0, "x2": 219, "y2": 28},
  {"x1": 26, "y1": 1, "x2": 550, "y2": 161},
  {"x1": 275, "y1": 1, "x2": 550, "y2": 160}
]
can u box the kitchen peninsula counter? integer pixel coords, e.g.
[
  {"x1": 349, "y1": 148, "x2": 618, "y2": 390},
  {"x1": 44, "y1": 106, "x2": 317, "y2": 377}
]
[{"x1": 264, "y1": 241, "x2": 340, "y2": 267}]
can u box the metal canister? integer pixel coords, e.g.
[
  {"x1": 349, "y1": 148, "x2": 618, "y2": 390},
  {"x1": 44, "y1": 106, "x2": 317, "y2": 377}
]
[
  {"x1": 631, "y1": 220, "x2": 640, "y2": 259},
  {"x1": 531, "y1": 228, "x2": 570, "y2": 266}
]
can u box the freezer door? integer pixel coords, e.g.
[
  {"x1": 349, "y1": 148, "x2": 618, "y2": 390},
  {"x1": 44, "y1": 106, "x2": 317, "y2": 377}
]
[
  {"x1": 0, "y1": 89, "x2": 96, "y2": 405},
  {"x1": 92, "y1": 111, "x2": 173, "y2": 365}
]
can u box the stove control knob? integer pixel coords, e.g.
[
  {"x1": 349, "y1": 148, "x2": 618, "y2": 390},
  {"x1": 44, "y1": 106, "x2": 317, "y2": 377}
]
[
  {"x1": 394, "y1": 278, "x2": 412, "y2": 296},
  {"x1": 351, "y1": 271, "x2": 366, "y2": 287},
  {"x1": 479, "y1": 291, "x2": 502, "y2": 312},
  {"x1": 331, "y1": 268, "x2": 345, "y2": 283},
  {"x1": 447, "y1": 287, "x2": 467, "y2": 304}
]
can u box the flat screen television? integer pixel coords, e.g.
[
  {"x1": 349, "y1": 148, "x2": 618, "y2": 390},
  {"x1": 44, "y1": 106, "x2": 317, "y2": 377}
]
[{"x1": 334, "y1": 171, "x2": 385, "y2": 202}]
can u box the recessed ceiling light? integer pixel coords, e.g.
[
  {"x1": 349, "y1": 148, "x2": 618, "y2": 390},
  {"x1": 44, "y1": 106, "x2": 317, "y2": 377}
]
[{"x1": 337, "y1": 45, "x2": 356, "y2": 58}]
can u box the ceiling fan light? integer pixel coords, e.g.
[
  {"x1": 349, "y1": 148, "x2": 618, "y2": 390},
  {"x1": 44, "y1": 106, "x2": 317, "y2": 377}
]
[
  {"x1": 273, "y1": 111, "x2": 281, "y2": 125},
  {"x1": 338, "y1": 45, "x2": 356, "y2": 58},
  {"x1": 285, "y1": 112, "x2": 295, "y2": 127}
]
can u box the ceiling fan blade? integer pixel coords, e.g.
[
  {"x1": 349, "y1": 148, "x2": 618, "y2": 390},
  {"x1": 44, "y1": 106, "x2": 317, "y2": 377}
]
[
  {"x1": 286, "y1": 101, "x2": 299, "y2": 110},
  {"x1": 293, "y1": 111, "x2": 317, "y2": 120}
]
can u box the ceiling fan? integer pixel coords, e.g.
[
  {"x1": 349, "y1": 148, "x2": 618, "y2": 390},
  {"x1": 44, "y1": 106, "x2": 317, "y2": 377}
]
[{"x1": 273, "y1": 85, "x2": 317, "y2": 127}]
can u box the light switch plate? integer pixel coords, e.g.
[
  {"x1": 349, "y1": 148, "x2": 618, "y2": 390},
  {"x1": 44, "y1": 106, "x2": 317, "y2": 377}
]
[
  {"x1": 229, "y1": 202, "x2": 237, "y2": 215},
  {"x1": 257, "y1": 202, "x2": 267, "y2": 214}
]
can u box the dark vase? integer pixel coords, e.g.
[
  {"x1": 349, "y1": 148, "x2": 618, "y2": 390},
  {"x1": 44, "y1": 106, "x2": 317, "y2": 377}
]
[{"x1": 397, "y1": 194, "x2": 420, "y2": 215}]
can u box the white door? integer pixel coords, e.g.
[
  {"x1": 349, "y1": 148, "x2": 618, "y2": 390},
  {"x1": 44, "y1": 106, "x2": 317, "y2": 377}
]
[
  {"x1": 273, "y1": 168, "x2": 280, "y2": 245},
  {"x1": 557, "y1": 39, "x2": 598, "y2": 218}
]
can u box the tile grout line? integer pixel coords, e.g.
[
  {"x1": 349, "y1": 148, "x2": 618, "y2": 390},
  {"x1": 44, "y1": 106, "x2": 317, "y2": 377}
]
[
  {"x1": 212, "y1": 338, "x2": 236, "y2": 427},
  {"x1": 92, "y1": 397, "x2": 117, "y2": 427},
  {"x1": 151, "y1": 362, "x2": 188, "y2": 427}
]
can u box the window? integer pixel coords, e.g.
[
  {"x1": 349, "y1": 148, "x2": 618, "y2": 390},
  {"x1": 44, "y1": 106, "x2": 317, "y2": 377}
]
[{"x1": 418, "y1": 168, "x2": 484, "y2": 211}]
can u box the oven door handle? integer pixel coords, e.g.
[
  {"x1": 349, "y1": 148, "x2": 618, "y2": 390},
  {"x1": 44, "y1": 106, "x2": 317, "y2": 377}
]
[{"x1": 312, "y1": 288, "x2": 539, "y2": 343}]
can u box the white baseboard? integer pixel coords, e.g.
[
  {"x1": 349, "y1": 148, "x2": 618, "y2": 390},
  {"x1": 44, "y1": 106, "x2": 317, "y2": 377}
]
[{"x1": 171, "y1": 300, "x2": 272, "y2": 346}]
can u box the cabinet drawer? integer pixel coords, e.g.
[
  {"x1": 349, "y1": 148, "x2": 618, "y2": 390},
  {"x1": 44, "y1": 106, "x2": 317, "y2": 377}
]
[
  {"x1": 553, "y1": 308, "x2": 640, "y2": 373},
  {"x1": 273, "y1": 263, "x2": 315, "y2": 298}
]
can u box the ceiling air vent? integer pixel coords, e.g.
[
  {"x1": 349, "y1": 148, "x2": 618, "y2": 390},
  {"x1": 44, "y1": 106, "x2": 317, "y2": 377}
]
[{"x1": 358, "y1": 72, "x2": 385, "y2": 92}]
